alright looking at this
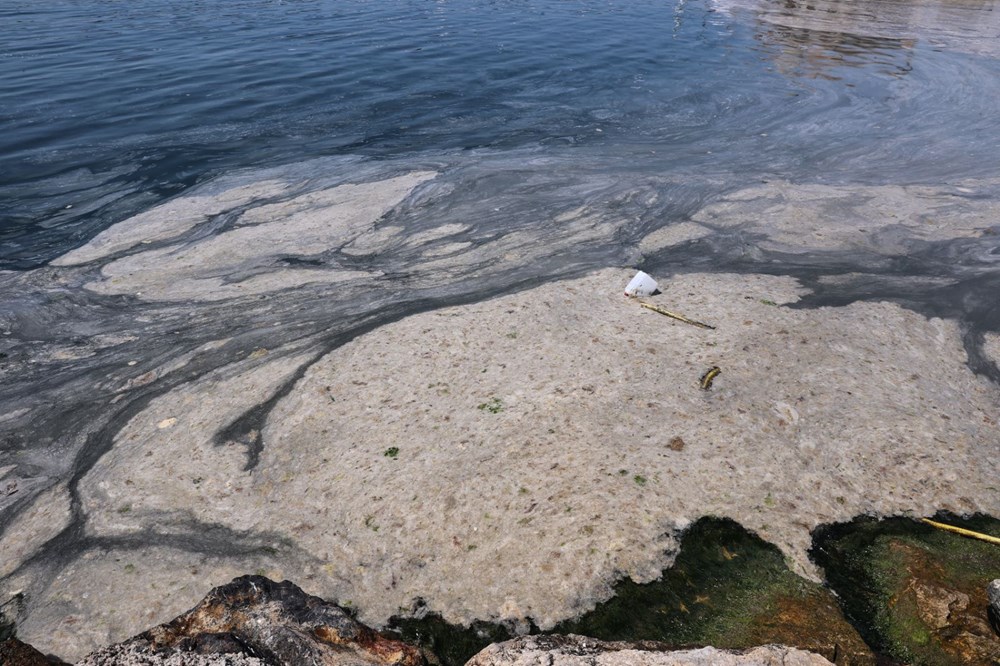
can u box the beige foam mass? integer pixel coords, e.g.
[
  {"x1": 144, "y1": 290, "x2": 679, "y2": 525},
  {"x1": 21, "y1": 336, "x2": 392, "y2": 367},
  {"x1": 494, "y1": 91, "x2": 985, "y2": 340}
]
[
  {"x1": 47, "y1": 268, "x2": 998, "y2": 659},
  {"x1": 0, "y1": 484, "x2": 72, "y2": 579},
  {"x1": 694, "y1": 180, "x2": 1000, "y2": 254},
  {"x1": 82, "y1": 172, "x2": 436, "y2": 301},
  {"x1": 638, "y1": 222, "x2": 713, "y2": 255},
  {"x1": 984, "y1": 333, "x2": 1000, "y2": 368},
  {"x1": 52, "y1": 180, "x2": 290, "y2": 266}
]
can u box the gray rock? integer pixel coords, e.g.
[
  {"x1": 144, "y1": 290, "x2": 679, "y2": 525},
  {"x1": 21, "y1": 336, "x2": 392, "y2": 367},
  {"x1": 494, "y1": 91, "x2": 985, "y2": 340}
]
[
  {"x1": 465, "y1": 635, "x2": 835, "y2": 666},
  {"x1": 78, "y1": 576, "x2": 423, "y2": 666},
  {"x1": 77, "y1": 642, "x2": 263, "y2": 666}
]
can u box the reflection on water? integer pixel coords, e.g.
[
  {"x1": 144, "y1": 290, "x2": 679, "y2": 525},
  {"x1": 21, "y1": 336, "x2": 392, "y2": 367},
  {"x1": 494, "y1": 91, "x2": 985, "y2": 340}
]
[
  {"x1": 713, "y1": 0, "x2": 1000, "y2": 81},
  {"x1": 756, "y1": 10, "x2": 915, "y2": 80},
  {"x1": 765, "y1": 0, "x2": 998, "y2": 42}
]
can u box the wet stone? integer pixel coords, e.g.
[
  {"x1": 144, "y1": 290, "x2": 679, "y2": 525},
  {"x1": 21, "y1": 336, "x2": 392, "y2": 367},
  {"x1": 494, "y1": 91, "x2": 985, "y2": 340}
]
[
  {"x1": 387, "y1": 518, "x2": 873, "y2": 666},
  {"x1": 78, "y1": 576, "x2": 423, "y2": 666},
  {"x1": 812, "y1": 515, "x2": 1000, "y2": 666},
  {"x1": 387, "y1": 612, "x2": 518, "y2": 666},
  {"x1": 553, "y1": 518, "x2": 874, "y2": 666}
]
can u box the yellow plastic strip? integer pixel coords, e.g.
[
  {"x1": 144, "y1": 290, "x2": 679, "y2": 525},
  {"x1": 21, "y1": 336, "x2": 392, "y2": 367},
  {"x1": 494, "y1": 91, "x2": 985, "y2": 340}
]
[
  {"x1": 920, "y1": 518, "x2": 1000, "y2": 546},
  {"x1": 638, "y1": 301, "x2": 716, "y2": 330}
]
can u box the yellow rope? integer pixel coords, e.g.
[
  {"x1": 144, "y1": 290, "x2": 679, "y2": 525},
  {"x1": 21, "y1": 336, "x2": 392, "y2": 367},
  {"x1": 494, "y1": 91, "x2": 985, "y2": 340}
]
[
  {"x1": 920, "y1": 518, "x2": 1000, "y2": 546},
  {"x1": 637, "y1": 301, "x2": 716, "y2": 330}
]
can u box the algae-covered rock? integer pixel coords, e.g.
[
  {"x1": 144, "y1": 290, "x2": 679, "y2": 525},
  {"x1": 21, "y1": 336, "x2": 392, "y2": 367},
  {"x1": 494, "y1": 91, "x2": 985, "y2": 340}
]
[
  {"x1": 812, "y1": 515, "x2": 1000, "y2": 666},
  {"x1": 553, "y1": 518, "x2": 874, "y2": 666},
  {"x1": 387, "y1": 611, "x2": 517, "y2": 666},
  {"x1": 386, "y1": 519, "x2": 872, "y2": 666}
]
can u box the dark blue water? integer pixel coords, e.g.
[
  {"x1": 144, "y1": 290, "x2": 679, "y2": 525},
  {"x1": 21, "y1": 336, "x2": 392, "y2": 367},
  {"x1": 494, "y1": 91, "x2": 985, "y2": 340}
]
[{"x1": 2, "y1": 0, "x2": 1000, "y2": 269}]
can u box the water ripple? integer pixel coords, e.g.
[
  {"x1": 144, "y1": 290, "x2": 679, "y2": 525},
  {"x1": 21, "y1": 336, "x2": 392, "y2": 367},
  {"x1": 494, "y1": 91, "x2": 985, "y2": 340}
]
[{"x1": 2, "y1": 0, "x2": 999, "y2": 267}]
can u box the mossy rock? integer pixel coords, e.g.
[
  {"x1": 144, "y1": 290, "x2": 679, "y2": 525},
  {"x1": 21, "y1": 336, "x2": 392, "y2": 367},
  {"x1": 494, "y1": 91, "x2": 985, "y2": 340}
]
[
  {"x1": 555, "y1": 517, "x2": 873, "y2": 665},
  {"x1": 812, "y1": 513, "x2": 1000, "y2": 666},
  {"x1": 387, "y1": 517, "x2": 873, "y2": 666},
  {"x1": 386, "y1": 610, "x2": 517, "y2": 666}
]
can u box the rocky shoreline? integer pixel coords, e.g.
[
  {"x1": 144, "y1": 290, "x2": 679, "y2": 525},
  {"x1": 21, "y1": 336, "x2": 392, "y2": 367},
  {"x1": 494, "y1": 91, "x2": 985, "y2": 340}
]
[
  {"x1": 3, "y1": 514, "x2": 999, "y2": 666},
  {"x1": 1, "y1": 575, "x2": 837, "y2": 665}
]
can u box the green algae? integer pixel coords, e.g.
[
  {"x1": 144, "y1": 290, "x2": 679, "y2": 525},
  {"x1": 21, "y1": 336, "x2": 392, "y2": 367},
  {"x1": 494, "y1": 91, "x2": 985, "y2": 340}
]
[
  {"x1": 386, "y1": 611, "x2": 516, "y2": 666},
  {"x1": 554, "y1": 517, "x2": 804, "y2": 644},
  {"x1": 386, "y1": 517, "x2": 871, "y2": 666},
  {"x1": 554, "y1": 518, "x2": 871, "y2": 664},
  {"x1": 811, "y1": 513, "x2": 1000, "y2": 666}
]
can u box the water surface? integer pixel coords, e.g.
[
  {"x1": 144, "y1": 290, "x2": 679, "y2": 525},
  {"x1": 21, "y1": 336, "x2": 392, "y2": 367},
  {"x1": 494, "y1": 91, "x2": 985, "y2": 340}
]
[{"x1": 3, "y1": 0, "x2": 999, "y2": 268}]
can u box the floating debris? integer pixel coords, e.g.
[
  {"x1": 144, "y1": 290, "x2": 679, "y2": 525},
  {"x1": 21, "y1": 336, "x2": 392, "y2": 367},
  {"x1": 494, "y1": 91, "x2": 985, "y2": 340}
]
[
  {"x1": 624, "y1": 271, "x2": 658, "y2": 297},
  {"x1": 700, "y1": 366, "x2": 721, "y2": 390},
  {"x1": 921, "y1": 517, "x2": 1000, "y2": 546},
  {"x1": 638, "y1": 301, "x2": 716, "y2": 330}
]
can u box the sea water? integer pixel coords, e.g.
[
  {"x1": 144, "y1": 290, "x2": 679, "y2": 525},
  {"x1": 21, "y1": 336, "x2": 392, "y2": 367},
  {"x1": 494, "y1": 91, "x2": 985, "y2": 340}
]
[{"x1": 3, "y1": 0, "x2": 999, "y2": 269}]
